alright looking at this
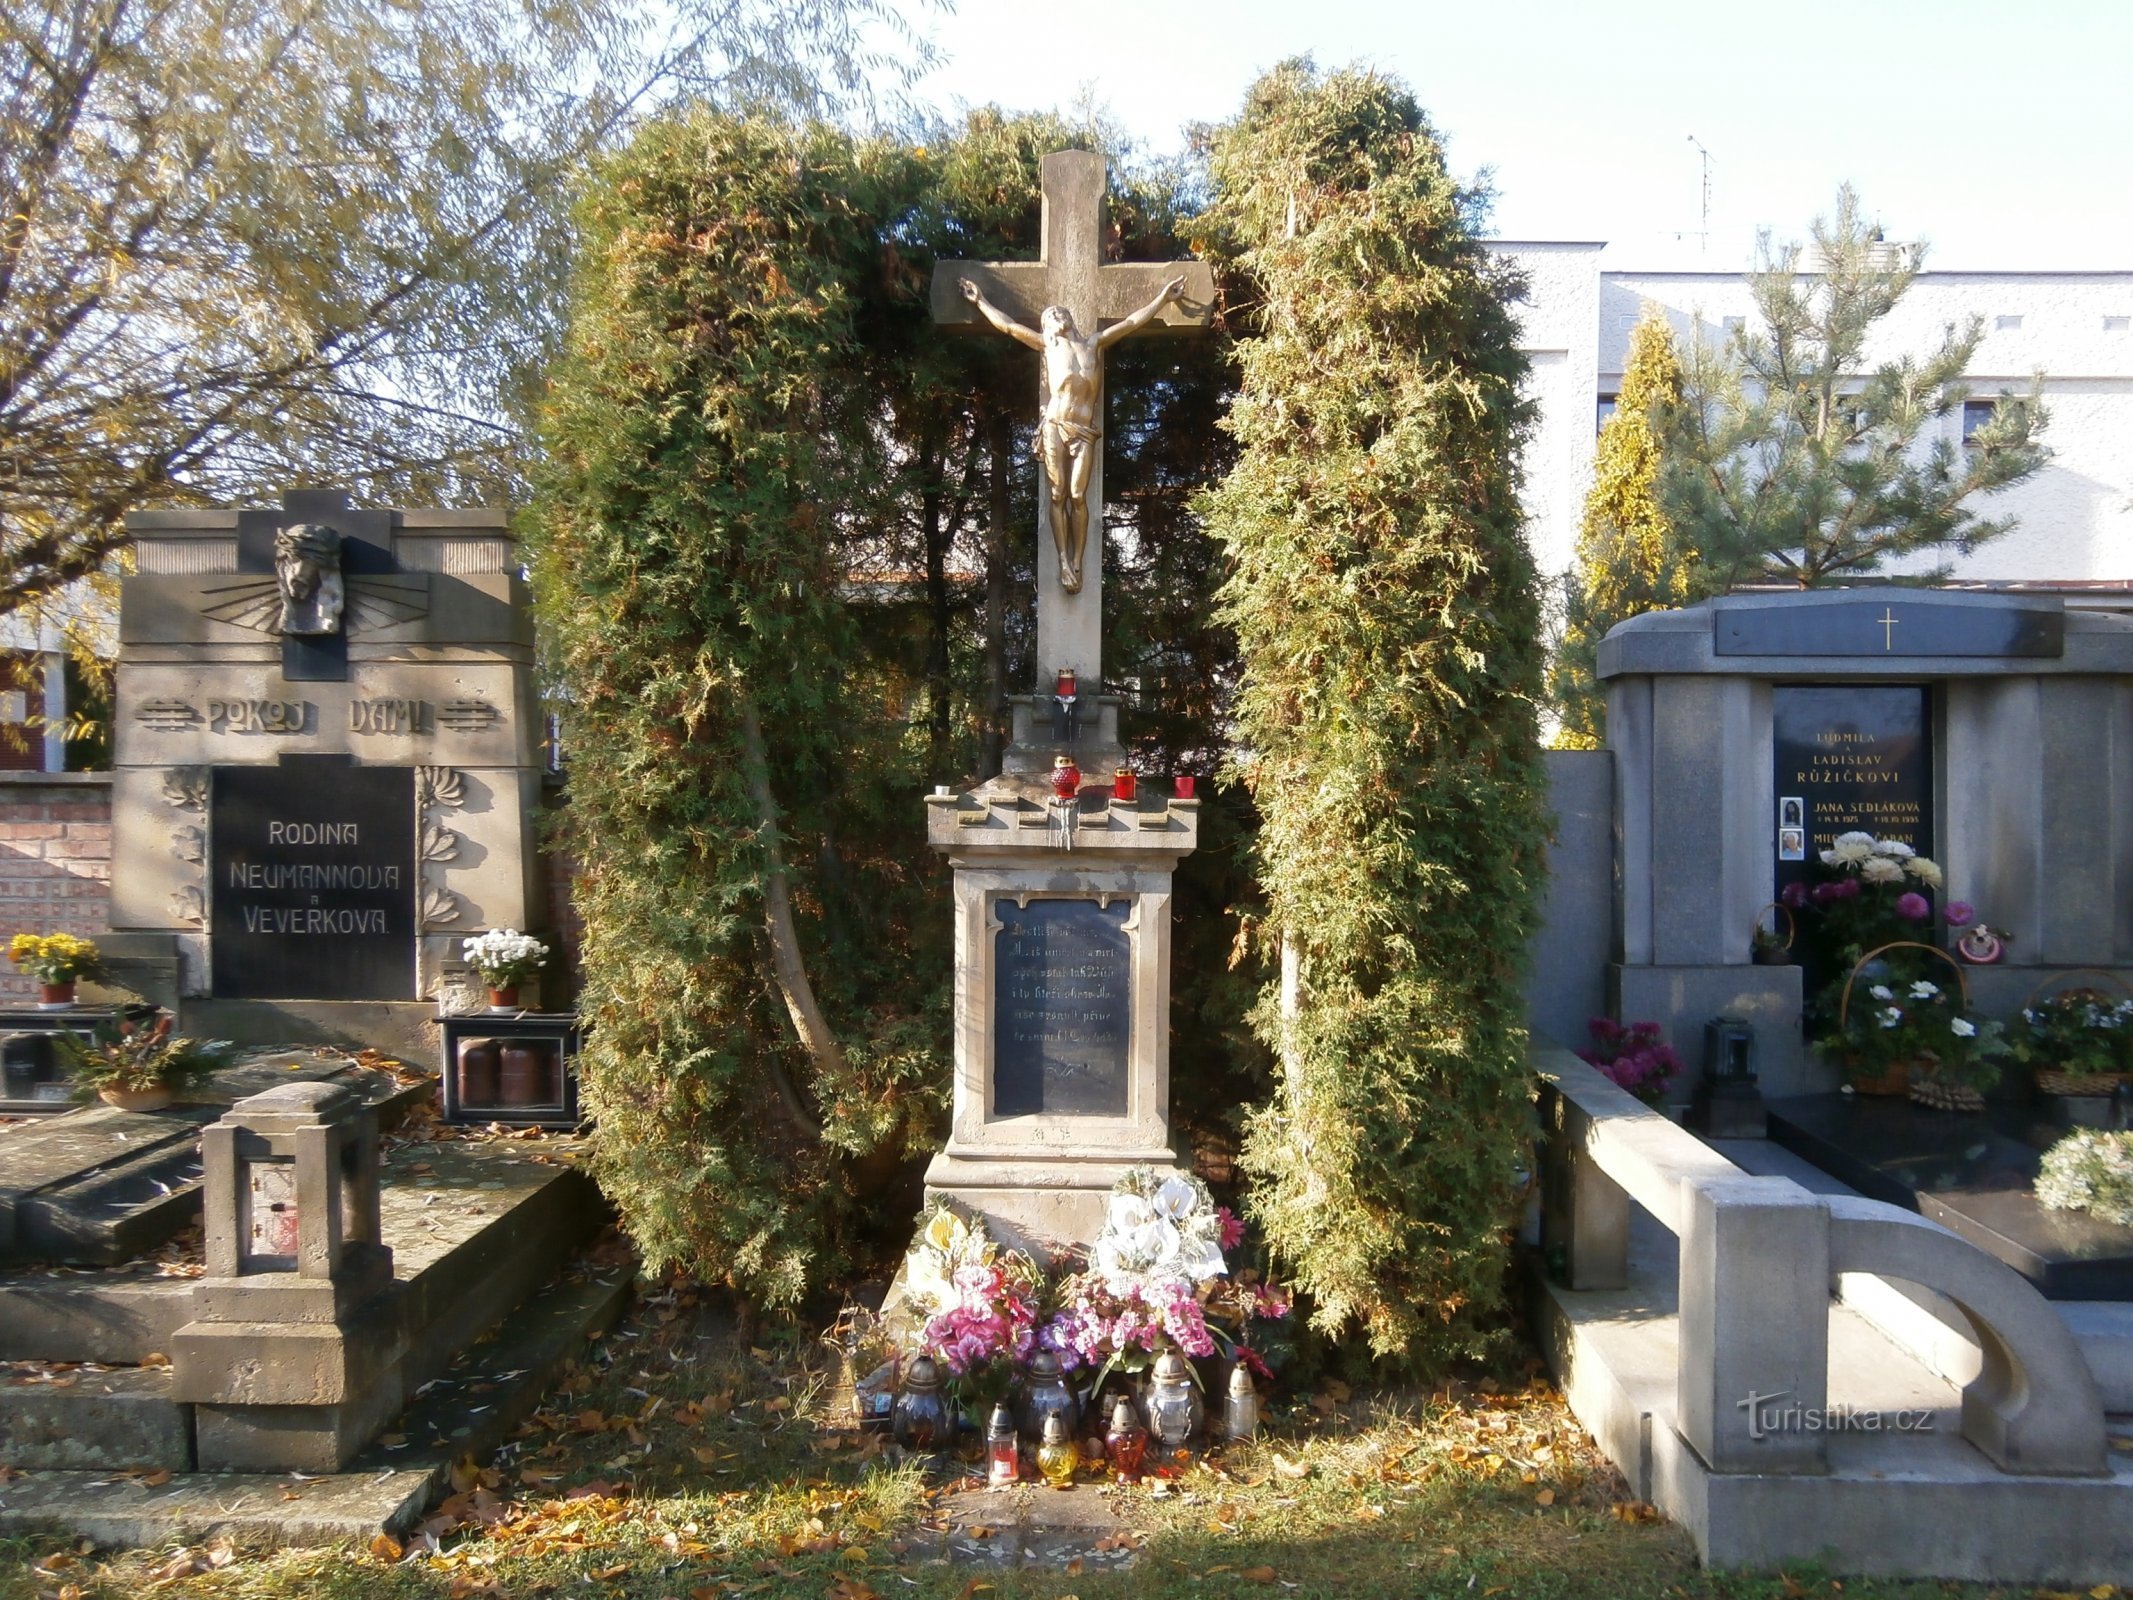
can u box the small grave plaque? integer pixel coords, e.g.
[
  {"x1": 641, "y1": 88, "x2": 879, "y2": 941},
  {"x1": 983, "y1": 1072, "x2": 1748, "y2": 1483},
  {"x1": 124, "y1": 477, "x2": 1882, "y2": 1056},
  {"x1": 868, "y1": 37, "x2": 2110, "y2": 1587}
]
[
  {"x1": 210, "y1": 757, "x2": 416, "y2": 999},
  {"x1": 1772, "y1": 684, "x2": 1933, "y2": 904},
  {"x1": 993, "y1": 898, "x2": 1132, "y2": 1117}
]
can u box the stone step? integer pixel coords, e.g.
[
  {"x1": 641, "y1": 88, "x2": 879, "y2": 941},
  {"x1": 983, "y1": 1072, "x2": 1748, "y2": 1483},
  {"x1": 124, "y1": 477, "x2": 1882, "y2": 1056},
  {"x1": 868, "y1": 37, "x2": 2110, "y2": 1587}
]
[
  {"x1": 0, "y1": 1260, "x2": 630, "y2": 1548},
  {"x1": 0, "y1": 1363, "x2": 191, "y2": 1472}
]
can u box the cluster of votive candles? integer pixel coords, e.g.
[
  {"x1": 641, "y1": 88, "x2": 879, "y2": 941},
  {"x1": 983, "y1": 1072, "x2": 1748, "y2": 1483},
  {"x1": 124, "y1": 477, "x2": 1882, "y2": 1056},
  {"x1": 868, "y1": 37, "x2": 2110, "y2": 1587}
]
[{"x1": 1054, "y1": 670, "x2": 1194, "y2": 800}]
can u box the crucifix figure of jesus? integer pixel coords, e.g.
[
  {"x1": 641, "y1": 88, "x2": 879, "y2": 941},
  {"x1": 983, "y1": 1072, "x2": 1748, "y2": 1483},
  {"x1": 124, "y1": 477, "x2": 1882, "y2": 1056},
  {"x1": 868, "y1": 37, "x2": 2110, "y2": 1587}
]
[
  {"x1": 933, "y1": 150, "x2": 1213, "y2": 692},
  {"x1": 957, "y1": 273, "x2": 1185, "y2": 595}
]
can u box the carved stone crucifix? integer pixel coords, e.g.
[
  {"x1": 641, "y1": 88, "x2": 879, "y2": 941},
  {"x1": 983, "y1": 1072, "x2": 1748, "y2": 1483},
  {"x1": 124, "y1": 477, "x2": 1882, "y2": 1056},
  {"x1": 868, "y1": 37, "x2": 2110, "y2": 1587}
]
[{"x1": 931, "y1": 150, "x2": 1213, "y2": 693}]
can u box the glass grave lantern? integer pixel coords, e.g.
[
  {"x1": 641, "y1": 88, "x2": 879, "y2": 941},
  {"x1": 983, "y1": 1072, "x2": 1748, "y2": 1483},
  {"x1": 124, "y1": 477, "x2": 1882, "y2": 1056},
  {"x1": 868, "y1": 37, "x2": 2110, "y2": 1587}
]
[
  {"x1": 439, "y1": 1010, "x2": 584, "y2": 1127},
  {"x1": 197, "y1": 1080, "x2": 392, "y2": 1312},
  {"x1": 1689, "y1": 1015, "x2": 1767, "y2": 1139}
]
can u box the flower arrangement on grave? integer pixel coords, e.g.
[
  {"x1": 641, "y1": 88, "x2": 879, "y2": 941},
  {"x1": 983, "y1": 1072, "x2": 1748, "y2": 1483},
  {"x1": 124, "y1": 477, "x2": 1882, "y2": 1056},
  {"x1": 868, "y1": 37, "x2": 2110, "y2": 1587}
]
[
  {"x1": 2036, "y1": 1129, "x2": 2133, "y2": 1228},
  {"x1": 1829, "y1": 960, "x2": 2006, "y2": 1109},
  {"x1": 8, "y1": 931, "x2": 102, "y2": 1000},
  {"x1": 56, "y1": 1009, "x2": 233, "y2": 1111},
  {"x1": 1784, "y1": 832, "x2": 1950, "y2": 976},
  {"x1": 462, "y1": 929, "x2": 548, "y2": 1004},
  {"x1": 1040, "y1": 1169, "x2": 1290, "y2": 1398},
  {"x1": 1575, "y1": 1018, "x2": 1683, "y2": 1106},
  {"x1": 2009, "y1": 988, "x2": 2133, "y2": 1094},
  {"x1": 899, "y1": 1206, "x2": 1042, "y2": 1415}
]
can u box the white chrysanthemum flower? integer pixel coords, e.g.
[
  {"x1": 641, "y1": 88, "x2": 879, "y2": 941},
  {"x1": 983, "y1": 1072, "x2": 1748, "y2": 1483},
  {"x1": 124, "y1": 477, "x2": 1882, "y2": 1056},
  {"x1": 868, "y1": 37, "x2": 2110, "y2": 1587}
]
[
  {"x1": 1827, "y1": 832, "x2": 1876, "y2": 865},
  {"x1": 1860, "y1": 857, "x2": 1904, "y2": 884},
  {"x1": 1868, "y1": 984, "x2": 1893, "y2": 1002},
  {"x1": 1905, "y1": 857, "x2": 1944, "y2": 888},
  {"x1": 1872, "y1": 838, "x2": 1915, "y2": 859},
  {"x1": 1879, "y1": 1006, "x2": 1904, "y2": 1029},
  {"x1": 1909, "y1": 980, "x2": 1940, "y2": 999},
  {"x1": 1818, "y1": 849, "x2": 1840, "y2": 867},
  {"x1": 1950, "y1": 1017, "x2": 1977, "y2": 1038}
]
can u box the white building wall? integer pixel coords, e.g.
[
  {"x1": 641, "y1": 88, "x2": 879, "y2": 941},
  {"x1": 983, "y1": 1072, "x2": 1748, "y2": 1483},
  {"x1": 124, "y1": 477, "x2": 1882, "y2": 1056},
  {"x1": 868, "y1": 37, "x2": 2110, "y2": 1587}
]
[{"x1": 1494, "y1": 247, "x2": 2133, "y2": 589}]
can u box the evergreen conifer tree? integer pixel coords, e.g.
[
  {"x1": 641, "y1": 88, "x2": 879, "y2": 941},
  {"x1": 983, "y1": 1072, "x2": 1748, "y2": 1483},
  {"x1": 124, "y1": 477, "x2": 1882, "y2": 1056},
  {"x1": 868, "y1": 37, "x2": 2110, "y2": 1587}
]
[
  {"x1": 1199, "y1": 63, "x2": 1549, "y2": 1364},
  {"x1": 1663, "y1": 185, "x2": 2048, "y2": 588},
  {"x1": 1550, "y1": 314, "x2": 1689, "y2": 747}
]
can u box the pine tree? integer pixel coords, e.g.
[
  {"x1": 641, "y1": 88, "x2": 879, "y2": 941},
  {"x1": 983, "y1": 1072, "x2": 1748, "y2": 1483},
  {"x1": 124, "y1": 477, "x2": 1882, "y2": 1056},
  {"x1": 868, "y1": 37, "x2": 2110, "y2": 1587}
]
[
  {"x1": 1199, "y1": 62, "x2": 1549, "y2": 1365},
  {"x1": 1663, "y1": 185, "x2": 2048, "y2": 588},
  {"x1": 1550, "y1": 314, "x2": 1690, "y2": 747}
]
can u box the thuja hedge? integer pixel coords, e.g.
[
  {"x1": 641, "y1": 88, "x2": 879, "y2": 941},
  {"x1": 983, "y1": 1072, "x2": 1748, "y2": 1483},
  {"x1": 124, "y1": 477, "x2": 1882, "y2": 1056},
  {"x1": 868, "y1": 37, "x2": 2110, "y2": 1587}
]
[
  {"x1": 1199, "y1": 63, "x2": 1550, "y2": 1363},
  {"x1": 532, "y1": 114, "x2": 943, "y2": 1300}
]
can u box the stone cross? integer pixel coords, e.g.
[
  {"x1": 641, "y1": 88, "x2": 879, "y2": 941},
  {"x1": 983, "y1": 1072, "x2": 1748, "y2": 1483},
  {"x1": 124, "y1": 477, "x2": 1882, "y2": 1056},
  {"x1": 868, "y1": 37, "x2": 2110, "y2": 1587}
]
[{"x1": 931, "y1": 150, "x2": 1213, "y2": 693}]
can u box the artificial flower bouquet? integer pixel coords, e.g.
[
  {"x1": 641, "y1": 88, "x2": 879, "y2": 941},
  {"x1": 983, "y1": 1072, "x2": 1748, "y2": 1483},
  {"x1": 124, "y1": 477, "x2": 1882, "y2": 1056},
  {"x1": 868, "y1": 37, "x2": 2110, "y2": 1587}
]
[
  {"x1": 1576, "y1": 1017, "x2": 1683, "y2": 1106},
  {"x1": 1043, "y1": 1168, "x2": 1289, "y2": 1393},
  {"x1": 2037, "y1": 1129, "x2": 2133, "y2": 1228},
  {"x1": 899, "y1": 1206, "x2": 1042, "y2": 1413},
  {"x1": 896, "y1": 1171, "x2": 1291, "y2": 1430}
]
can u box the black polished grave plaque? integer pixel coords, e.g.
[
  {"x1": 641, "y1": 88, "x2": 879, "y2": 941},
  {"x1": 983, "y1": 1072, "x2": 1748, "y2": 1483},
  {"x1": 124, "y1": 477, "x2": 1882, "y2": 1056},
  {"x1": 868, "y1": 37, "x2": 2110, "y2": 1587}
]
[
  {"x1": 210, "y1": 756, "x2": 416, "y2": 999},
  {"x1": 1715, "y1": 597, "x2": 2063, "y2": 658},
  {"x1": 992, "y1": 897, "x2": 1132, "y2": 1117},
  {"x1": 1772, "y1": 684, "x2": 1933, "y2": 905}
]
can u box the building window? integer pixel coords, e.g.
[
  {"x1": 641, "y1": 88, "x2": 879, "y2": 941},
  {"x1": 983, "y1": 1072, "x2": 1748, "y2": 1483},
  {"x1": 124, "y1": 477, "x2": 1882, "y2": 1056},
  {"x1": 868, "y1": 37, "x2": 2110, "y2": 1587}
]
[
  {"x1": 1994, "y1": 314, "x2": 2024, "y2": 332},
  {"x1": 1596, "y1": 394, "x2": 1618, "y2": 432},
  {"x1": 1962, "y1": 397, "x2": 2029, "y2": 447},
  {"x1": 2106, "y1": 315, "x2": 2131, "y2": 332}
]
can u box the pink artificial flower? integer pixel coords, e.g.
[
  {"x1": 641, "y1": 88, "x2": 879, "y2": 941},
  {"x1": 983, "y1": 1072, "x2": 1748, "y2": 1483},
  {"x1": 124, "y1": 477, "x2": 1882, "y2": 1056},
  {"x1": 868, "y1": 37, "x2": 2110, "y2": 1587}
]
[
  {"x1": 1216, "y1": 1207, "x2": 1245, "y2": 1251},
  {"x1": 1235, "y1": 1344, "x2": 1275, "y2": 1381},
  {"x1": 1944, "y1": 901, "x2": 1975, "y2": 928},
  {"x1": 1779, "y1": 880, "x2": 1809, "y2": 910},
  {"x1": 1894, "y1": 892, "x2": 1930, "y2": 921}
]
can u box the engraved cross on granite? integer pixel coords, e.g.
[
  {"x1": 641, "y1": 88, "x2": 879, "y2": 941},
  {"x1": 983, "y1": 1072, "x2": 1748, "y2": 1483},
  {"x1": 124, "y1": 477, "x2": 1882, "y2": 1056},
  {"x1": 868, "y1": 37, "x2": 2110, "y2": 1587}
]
[{"x1": 930, "y1": 150, "x2": 1213, "y2": 697}]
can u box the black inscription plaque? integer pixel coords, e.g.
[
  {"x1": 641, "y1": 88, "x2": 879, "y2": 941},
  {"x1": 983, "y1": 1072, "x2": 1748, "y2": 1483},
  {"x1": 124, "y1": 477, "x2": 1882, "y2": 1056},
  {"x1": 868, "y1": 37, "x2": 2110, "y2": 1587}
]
[
  {"x1": 1772, "y1": 685, "x2": 1933, "y2": 906},
  {"x1": 210, "y1": 756, "x2": 416, "y2": 999},
  {"x1": 992, "y1": 898, "x2": 1132, "y2": 1117},
  {"x1": 1717, "y1": 598, "x2": 2063, "y2": 658}
]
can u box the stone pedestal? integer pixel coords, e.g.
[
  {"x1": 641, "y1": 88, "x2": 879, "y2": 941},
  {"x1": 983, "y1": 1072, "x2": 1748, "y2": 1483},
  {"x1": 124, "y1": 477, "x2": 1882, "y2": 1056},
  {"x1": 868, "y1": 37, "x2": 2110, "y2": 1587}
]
[
  {"x1": 923, "y1": 778, "x2": 1197, "y2": 1257},
  {"x1": 171, "y1": 1081, "x2": 399, "y2": 1470}
]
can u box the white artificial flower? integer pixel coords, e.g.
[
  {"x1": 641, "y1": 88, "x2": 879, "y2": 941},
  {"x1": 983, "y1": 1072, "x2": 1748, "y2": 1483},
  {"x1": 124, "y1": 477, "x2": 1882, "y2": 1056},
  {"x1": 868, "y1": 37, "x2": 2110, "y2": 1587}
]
[
  {"x1": 1868, "y1": 984, "x2": 1893, "y2": 1002},
  {"x1": 1107, "y1": 1194, "x2": 1155, "y2": 1236},
  {"x1": 1860, "y1": 857, "x2": 1904, "y2": 885},
  {"x1": 1879, "y1": 1006, "x2": 1904, "y2": 1029},
  {"x1": 1950, "y1": 1017, "x2": 1978, "y2": 1038},
  {"x1": 1905, "y1": 857, "x2": 1944, "y2": 889},
  {"x1": 1909, "y1": 980, "x2": 1941, "y2": 1000},
  {"x1": 1818, "y1": 850, "x2": 1839, "y2": 867},
  {"x1": 1177, "y1": 1233, "x2": 1229, "y2": 1282},
  {"x1": 1872, "y1": 838, "x2": 1915, "y2": 859},
  {"x1": 1151, "y1": 1176, "x2": 1200, "y2": 1224},
  {"x1": 1827, "y1": 832, "x2": 1876, "y2": 865}
]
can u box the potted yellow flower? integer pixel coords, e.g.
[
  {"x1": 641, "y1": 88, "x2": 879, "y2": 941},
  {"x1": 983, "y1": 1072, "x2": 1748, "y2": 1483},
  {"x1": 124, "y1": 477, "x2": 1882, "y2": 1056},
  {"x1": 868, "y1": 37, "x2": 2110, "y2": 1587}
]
[{"x1": 8, "y1": 932, "x2": 103, "y2": 1008}]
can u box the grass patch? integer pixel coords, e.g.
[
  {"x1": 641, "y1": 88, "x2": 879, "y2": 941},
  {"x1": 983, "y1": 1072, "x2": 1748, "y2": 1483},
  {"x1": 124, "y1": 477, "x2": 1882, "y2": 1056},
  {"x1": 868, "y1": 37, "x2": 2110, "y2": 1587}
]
[{"x1": 0, "y1": 1284, "x2": 2097, "y2": 1600}]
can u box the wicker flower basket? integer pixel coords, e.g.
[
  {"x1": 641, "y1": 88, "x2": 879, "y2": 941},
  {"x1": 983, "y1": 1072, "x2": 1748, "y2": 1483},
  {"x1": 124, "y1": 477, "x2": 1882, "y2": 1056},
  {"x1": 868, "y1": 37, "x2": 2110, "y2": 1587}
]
[
  {"x1": 1750, "y1": 900, "x2": 1796, "y2": 966},
  {"x1": 2024, "y1": 969, "x2": 2133, "y2": 1096},
  {"x1": 1838, "y1": 942, "x2": 1975, "y2": 1105}
]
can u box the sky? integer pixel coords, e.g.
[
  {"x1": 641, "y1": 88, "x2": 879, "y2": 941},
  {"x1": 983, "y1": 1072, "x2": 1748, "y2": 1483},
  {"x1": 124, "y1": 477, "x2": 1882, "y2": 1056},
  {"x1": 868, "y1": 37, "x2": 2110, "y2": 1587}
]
[{"x1": 892, "y1": 0, "x2": 2133, "y2": 272}]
